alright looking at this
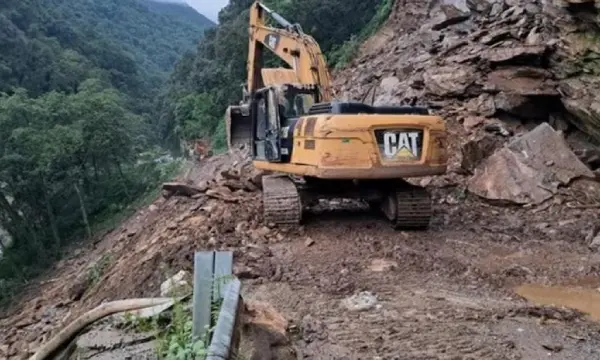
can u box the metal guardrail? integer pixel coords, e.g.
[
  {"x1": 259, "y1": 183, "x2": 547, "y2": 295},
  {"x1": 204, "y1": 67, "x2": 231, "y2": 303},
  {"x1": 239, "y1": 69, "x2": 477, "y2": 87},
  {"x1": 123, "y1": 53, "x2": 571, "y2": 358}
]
[
  {"x1": 192, "y1": 251, "x2": 243, "y2": 360},
  {"x1": 206, "y1": 279, "x2": 242, "y2": 360}
]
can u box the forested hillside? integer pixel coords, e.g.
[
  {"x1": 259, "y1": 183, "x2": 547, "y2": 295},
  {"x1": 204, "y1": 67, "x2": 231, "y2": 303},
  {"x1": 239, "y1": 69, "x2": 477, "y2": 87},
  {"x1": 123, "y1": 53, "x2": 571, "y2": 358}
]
[
  {"x1": 0, "y1": 0, "x2": 391, "y2": 305},
  {"x1": 156, "y1": 0, "x2": 393, "y2": 152},
  {"x1": 0, "y1": 0, "x2": 213, "y2": 102},
  {"x1": 49, "y1": 0, "x2": 213, "y2": 81},
  {"x1": 0, "y1": 0, "x2": 213, "y2": 302}
]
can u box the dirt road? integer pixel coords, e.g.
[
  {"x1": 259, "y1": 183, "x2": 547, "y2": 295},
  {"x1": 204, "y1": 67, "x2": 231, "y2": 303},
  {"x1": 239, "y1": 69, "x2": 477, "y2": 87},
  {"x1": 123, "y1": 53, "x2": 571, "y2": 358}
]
[{"x1": 241, "y1": 190, "x2": 600, "y2": 360}]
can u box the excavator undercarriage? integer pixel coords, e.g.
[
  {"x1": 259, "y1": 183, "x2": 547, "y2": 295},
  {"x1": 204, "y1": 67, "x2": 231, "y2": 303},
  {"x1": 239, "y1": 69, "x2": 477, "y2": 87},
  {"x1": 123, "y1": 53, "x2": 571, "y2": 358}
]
[{"x1": 261, "y1": 175, "x2": 433, "y2": 230}]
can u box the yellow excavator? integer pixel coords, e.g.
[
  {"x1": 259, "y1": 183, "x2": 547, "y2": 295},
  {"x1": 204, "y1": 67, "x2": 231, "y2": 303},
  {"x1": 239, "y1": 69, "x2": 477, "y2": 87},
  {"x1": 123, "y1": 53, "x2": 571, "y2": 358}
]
[{"x1": 225, "y1": 1, "x2": 448, "y2": 229}]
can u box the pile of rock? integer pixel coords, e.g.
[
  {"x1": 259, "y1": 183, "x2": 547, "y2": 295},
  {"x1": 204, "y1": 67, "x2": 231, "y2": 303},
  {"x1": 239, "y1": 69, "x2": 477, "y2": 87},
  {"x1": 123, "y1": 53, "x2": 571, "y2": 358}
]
[
  {"x1": 335, "y1": 0, "x2": 600, "y2": 206},
  {"x1": 335, "y1": 0, "x2": 600, "y2": 144},
  {"x1": 160, "y1": 159, "x2": 300, "y2": 280},
  {"x1": 467, "y1": 122, "x2": 596, "y2": 204}
]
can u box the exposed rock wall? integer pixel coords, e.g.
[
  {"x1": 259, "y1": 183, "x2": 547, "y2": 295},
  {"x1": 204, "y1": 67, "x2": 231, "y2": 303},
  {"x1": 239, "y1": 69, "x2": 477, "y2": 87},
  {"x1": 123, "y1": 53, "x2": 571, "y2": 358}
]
[{"x1": 334, "y1": 0, "x2": 600, "y2": 143}]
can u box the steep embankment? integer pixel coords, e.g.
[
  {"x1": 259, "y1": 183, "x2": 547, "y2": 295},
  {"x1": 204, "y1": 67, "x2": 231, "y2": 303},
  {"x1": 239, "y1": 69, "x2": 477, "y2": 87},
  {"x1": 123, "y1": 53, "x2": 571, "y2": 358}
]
[{"x1": 3, "y1": 0, "x2": 600, "y2": 359}]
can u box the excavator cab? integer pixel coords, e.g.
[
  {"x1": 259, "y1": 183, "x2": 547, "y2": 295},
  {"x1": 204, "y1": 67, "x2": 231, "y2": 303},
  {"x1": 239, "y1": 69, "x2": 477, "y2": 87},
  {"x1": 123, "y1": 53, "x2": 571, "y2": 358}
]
[
  {"x1": 226, "y1": 80, "x2": 319, "y2": 153},
  {"x1": 251, "y1": 87, "x2": 281, "y2": 161},
  {"x1": 250, "y1": 84, "x2": 318, "y2": 162}
]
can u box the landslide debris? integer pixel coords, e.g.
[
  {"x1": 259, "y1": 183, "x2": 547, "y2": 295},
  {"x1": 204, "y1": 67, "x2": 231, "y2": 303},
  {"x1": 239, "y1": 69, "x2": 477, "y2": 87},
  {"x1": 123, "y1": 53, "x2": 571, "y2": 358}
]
[
  {"x1": 468, "y1": 122, "x2": 595, "y2": 204},
  {"x1": 334, "y1": 0, "x2": 600, "y2": 207},
  {"x1": 5, "y1": 1, "x2": 600, "y2": 359},
  {"x1": 335, "y1": 0, "x2": 600, "y2": 145}
]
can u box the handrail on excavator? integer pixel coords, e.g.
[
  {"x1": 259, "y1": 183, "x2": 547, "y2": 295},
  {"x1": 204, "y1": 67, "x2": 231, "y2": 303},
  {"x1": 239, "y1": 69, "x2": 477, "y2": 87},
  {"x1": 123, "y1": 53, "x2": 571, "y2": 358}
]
[{"x1": 255, "y1": 2, "x2": 303, "y2": 33}]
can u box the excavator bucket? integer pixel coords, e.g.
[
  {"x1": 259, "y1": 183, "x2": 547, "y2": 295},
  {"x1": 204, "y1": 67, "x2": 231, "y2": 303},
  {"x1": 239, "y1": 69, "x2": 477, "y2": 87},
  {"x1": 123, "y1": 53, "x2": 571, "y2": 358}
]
[
  {"x1": 225, "y1": 69, "x2": 299, "y2": 151},
  {"x1": 225, "y1": 103, "x2": 252, "y2": 151}
]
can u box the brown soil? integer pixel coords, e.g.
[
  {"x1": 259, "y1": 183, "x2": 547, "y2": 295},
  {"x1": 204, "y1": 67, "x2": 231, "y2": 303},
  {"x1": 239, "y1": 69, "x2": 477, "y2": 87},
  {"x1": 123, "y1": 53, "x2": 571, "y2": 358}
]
[{"x1": 242, "y1": 192, "x2": 600, "y2": 360}]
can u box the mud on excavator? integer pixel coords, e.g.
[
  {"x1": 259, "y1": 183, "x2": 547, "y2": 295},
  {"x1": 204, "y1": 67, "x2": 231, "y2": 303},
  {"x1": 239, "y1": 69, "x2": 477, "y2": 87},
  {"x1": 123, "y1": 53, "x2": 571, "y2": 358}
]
[{"x1": 225, "y1": 1, "x2": 448, "y2": 230}]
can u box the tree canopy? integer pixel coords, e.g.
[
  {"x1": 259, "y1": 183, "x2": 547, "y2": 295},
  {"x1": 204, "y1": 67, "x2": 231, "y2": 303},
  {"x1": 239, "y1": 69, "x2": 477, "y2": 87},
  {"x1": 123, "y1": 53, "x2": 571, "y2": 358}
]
[{"x1": 0, "y1": 0, "x2": 213, "y2": 303}]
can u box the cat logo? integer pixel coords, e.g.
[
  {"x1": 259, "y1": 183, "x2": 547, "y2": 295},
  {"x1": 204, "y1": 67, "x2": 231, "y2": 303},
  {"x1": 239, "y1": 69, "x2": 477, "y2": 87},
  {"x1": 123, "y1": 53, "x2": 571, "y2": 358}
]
[
  {"x1": 383, "y1": 131, "x2": 420, "y2": 160},
  {"x1": 395, "y1": 146, "x2": 416, "y2": 159}
]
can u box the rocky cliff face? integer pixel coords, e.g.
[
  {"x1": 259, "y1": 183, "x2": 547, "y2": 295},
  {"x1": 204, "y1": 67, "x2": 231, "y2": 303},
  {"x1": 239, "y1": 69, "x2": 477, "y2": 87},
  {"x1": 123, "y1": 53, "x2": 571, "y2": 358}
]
[{"x1": 334, "y1": 0, "x2": 600, "y2": 144}]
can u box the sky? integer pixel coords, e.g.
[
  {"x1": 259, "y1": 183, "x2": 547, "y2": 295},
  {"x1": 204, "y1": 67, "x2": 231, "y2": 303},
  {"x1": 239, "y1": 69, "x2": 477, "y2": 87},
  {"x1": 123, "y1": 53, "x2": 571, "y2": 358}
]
[{"x1": 186, "y1": 0, "x2": 228, "y2": 22}]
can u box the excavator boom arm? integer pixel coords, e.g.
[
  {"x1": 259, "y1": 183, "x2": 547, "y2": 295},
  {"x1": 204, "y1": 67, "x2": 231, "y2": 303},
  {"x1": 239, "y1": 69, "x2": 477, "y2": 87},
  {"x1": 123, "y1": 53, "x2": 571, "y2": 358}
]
[
  {"x1": 246, "y1": 1, "x2": 334, "y2": 101},
  {"x1": 226, "y1": 1, "x2": 335, "y2": 151}
]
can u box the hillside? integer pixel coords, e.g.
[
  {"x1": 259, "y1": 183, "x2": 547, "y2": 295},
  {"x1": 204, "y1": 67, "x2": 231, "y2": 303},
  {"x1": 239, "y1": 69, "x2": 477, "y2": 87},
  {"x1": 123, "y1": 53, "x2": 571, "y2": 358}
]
[
  {"x1": 0, "y1": 0, "x2": 214, "y2": 103},
  {"x1": 0, "y1": 0, "x2": 214, "y2": 308},
  {"x1": 4, "y1": 0, "x2": 600, "y2": 359},
  {"x1": 145, "y1": 0, "x2": 213, "y2": 29},
  {"x1": 334, "y1": 0, "x2": 600, "y2": 145},
  {"x1": 48, "y1": 0, "x2": 215, "y2": 83}
]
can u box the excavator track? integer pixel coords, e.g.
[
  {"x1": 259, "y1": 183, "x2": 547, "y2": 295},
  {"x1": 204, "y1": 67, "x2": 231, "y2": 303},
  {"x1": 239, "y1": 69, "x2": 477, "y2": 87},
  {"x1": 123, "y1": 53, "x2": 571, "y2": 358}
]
[
  {"x1": 382, "y1": 184, "x2": 432, "y2": 230},
  {"x1": 262, "y1": 175, "x2": 302, "y2": 226}
]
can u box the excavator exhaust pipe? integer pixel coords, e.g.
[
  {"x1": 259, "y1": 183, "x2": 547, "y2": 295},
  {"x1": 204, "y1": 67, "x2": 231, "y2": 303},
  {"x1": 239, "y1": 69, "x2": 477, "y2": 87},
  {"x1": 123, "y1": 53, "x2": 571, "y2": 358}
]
[{"x1": 225, "y1": 104, "x2": 252, "y2": 151}]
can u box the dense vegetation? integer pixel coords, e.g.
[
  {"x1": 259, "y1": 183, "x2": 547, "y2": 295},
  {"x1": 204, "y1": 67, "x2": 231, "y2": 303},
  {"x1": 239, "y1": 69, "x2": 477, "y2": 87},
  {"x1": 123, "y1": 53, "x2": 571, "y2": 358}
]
[
  {"x1": 0, "y1": 0, "x2": 213, "y2": 303},
  {"x1": 0, "y1": 0, "x2": 393, "y2": 305},
  {"x1": 156, "y1": 0, "x2": 393, "y2": 153}
]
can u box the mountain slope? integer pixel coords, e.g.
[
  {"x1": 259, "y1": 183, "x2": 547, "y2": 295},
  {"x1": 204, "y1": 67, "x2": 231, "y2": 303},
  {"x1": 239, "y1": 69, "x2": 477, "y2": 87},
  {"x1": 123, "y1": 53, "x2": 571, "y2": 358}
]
[
  {"x1": 48, "y1": 0, "x2": 215, "y2": 78},
  {"x1": 0, "y1": 0, "x2": 215, "y2": 99},
  {"x1": 3, "y1": 1, "x2": 600, "y2": 359},
  {"x1": 334, "y1": 0, "x2": 600, "y2": 144},
  {"x1": 0, "y1": 0, "x2": 213, "y2": 304}
]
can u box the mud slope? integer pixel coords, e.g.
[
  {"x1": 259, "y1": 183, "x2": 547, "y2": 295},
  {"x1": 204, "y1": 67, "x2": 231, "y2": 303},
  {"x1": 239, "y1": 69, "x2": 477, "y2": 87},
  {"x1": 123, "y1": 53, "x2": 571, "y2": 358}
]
[{"x1": 3, "y1": 1, "x2": 600, "y2": 359}]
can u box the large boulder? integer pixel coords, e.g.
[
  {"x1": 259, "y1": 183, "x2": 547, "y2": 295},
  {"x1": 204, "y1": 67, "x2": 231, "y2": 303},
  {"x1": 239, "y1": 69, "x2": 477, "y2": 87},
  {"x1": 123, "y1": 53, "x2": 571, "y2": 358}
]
[
  {"x1": 468, "y1": 123, "x2": 595, "y2": 204},
  {"x1": 424, "y1": 65, "x2": 479, "y2": 97},
  {"x1": 484, "y1": 67, "x2": 558, "y2": 96},
  {"x1": 431, "y1": 0, "x2": 472, "y2": 30}
]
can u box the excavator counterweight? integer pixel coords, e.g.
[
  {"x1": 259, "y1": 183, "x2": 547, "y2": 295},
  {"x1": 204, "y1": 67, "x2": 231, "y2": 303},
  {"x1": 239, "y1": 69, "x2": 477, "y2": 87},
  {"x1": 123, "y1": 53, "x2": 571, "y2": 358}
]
[{"x1": 224, "y1": 1, "x2": 449, "y2": 230}]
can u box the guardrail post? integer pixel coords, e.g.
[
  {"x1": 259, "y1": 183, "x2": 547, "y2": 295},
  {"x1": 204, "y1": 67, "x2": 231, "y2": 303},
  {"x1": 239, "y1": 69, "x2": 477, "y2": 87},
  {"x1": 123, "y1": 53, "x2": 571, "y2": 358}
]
[
  {"x1": 206, "y1": 279, "x2": 242, "y2": 360},
  {"x1": 213, "y1": 251, "x2": 234, "y2": 299},
  {"x1": 192, "y1": 251, "x2": 215, "y2": 340},
  {"x1": 192, "y1": 250, "x2": 240, "y2": 360}
]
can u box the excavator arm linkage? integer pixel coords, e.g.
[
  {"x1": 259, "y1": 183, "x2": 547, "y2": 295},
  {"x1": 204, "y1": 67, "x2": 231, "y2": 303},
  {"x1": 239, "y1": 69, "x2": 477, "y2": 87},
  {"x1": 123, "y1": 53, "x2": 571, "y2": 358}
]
[{"x1": 225, "y1": 1, "x2": 334, "y2": 151}]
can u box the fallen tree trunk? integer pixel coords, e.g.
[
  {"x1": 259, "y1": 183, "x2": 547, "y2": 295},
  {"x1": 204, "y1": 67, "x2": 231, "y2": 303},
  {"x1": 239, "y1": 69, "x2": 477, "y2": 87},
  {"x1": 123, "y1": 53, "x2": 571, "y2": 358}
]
[{"x1": 29, "y1": 297, "x2": 176, "y2": 360}]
